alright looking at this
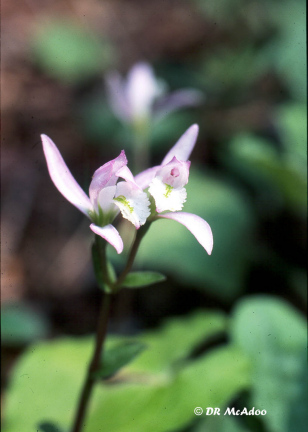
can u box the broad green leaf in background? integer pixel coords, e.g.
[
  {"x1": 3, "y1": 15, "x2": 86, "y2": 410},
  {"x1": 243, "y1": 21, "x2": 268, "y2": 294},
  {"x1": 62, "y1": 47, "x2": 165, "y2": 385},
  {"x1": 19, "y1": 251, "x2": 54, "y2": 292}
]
[
  {"x1": 193, "y1": 414, "x2": 251, "y2": 432},
  {"x1": 85, "y1": 346, "x2": 250, "y2": 432},
  {"x1": 135, "y1": 168, "x2": 255, "y2": 301},
  {"x1": 32, "y1": 20, "x2": 114, "y2": 85},
  {"x1": 265, "y1": 0, "x2": 306, "y2": 102},
  {"x1": 275, "y1": 103, "x2": 307, "y2": 165},
  {"x1": 3, "y1": 310, "x2": 246, "y2": 432},
  {"x1": 3, "y1": 337, "x2": 93, "y2": 432},
  {"x1": 1, "y1": 302, "x2": 50, "y2": 346},
  {"x1": 228, "y1": 133, "x2": 307, "y2": 214},
  {"x1": 231, "y1": 296, "x2": 307, "y2": 432},
  {"x1": 121, "y1": 271, "x2": 166, "y2": 289}
]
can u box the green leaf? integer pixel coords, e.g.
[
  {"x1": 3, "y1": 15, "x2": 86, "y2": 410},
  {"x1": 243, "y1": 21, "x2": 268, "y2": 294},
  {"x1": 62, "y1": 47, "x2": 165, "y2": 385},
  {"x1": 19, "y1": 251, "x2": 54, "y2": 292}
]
[
  {"x1": 37, "y1": 421, "x2": 64, "y2": 432},
  {"x1": 275, "y1": 103, "x2": 307, "y2": 163},
  {"x1": 92, "y1": 341, "x2": 147, "y2": 379},
  {"x1": 4, "y1": 311, "x2": 230, "y2": 432},
  {"x1": 86, "y1": 346, "x2": 250, "y2": 432},
  {"x1": 1, "y1": 302, "x2": 50, "y2": 346},
  {"x1": 121, "y1": 271, "x2": 166, "y2": 289},
  {"x1": 265, "y1": 0, "x2": 306, "y2": 102},
  {"x1": 91, "y1": 243, "x2": 116, "y2": 293},
  {"x1": 231, "y1": 296, "x2": 307, "y2": 432},
  {"x1": 123, "y1": 310, "x2": 228, "y2": 373},
  {"x1": 228, "y1": 133, "x2": 307, "y2": 214},
  {"x1": 32, "y1": 20, "x2": 114, "y2": 85},
  {"x1": 193, "y1": 414, "x2": 251, "y2": 432}
]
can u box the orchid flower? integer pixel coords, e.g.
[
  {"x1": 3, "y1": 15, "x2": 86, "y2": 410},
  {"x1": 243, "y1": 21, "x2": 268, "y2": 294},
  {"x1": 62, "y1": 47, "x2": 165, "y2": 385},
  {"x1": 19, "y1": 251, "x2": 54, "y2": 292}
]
[
  {"x1": 41, "y1": 135, "x2": 150, "y2": 254},
  {"x1": 135, "y1": 124, "x2": 214, "y2": 255},
  {"x1": 106, "y1": 62, "x2": 203, "y2": 124}
]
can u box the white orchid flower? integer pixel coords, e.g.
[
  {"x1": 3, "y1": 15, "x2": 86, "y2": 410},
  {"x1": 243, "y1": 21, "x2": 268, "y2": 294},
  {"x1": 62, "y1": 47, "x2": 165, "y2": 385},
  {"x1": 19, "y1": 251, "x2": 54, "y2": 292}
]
[
  {"x1": 41, "y1": 135, "x2": 150, "y2": 254},
  {"x1": 106, "y1": 62, "x2": 203, "y2": 124},
  {"x1": 135, "y1": 124, "x2": 213, "y2": 255}
]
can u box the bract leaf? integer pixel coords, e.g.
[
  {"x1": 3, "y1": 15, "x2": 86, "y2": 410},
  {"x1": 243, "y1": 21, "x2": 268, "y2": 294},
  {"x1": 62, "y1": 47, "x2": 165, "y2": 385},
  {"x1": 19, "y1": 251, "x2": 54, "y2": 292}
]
[
  {"x1": 37, "y1": 421, "x2": 64, "y2": 432},
  {"x1": 92, "y1": 341, "x2": 147, "y2": 380},
  {"x1": 121, "y1": 271, "x2": 166, "y2": 288}
]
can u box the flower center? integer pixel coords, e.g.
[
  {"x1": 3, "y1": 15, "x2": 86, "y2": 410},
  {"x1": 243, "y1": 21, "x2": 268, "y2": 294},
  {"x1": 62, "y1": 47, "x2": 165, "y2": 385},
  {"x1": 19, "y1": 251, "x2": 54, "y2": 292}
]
[
  {"x1": 164, "y1": 184, "x2": 173, "y2": 198},
  {"x1": 114, "y1": 195, "x2": 133, "y2": 213}
]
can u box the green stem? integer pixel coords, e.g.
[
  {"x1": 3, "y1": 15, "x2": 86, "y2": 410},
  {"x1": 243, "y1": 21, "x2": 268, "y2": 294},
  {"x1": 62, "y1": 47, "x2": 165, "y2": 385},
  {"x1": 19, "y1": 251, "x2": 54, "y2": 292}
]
[
  {"x1": 114, "y1": 222, "x2": 152, "y2": 290},
  {"x1": 71, "y1": 240, "x2": 112, "y2": 432},
  {"x1": 71, "y1": 222, "x2": 151, "y2": 431},
  {"x1": 132, "y1": 120, "x2": 150, "y2": 173}
]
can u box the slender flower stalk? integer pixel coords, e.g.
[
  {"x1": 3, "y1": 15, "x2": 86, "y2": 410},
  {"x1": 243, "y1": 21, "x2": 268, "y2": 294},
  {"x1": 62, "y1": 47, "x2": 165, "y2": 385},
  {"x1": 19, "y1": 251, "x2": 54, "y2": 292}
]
[{"x1": 71, "y1": 291, "x2": 111, "y2": 432}]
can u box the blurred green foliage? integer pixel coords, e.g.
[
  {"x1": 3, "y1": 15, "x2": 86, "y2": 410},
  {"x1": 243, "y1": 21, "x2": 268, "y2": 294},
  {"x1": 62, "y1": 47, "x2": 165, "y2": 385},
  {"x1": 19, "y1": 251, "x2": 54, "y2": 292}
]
[
  {"x1": 4, "y1": 298, "x2": 306, "y2": 432},
  {"x1": 32, "y1": 20, "x2": 114, "y2": 85},
  {"x1": 1, "y1": 303, "x2": 50, "y2": 346},
  {"x1": 231, "y1": 296, "x2": 307, "y2": 432}
]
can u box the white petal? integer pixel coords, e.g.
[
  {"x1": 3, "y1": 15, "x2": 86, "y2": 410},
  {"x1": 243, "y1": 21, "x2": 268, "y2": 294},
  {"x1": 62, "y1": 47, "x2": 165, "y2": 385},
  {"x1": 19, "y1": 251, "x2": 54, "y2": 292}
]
[
  {"x1": 149, "y1": 177, "x2": 187, "y2": 212},
  {"x1": 116, "y1": 165, "x2": 136, "y2": 184},
  {"x1": 97, "y1": 185, "x2": 117, "y2": 213},
  {"x1": 125, "y1": 62, "x2": 163, "y2": 120},
  {"x1": 161, "y1": 124, "x2": 199, "y2": 165},
  {"x1": 158, "y1": 212, "x2": 213, "y2": 255},
  {"x1": 41, "y1": 134, "x2": 92, "y2": 217},
  {"x1": 90, "y1": 223, "x2": 123, "y2": 254},
  {"x1": 114, "y1": 181, "x2": 151, "y2": 229}
]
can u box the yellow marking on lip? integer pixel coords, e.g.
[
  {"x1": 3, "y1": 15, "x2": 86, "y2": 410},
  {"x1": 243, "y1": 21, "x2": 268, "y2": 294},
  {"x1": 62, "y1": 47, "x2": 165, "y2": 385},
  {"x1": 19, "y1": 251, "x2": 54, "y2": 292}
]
[
  {"x1": 164, "y1": 184, "x2": 173, "y2": 198},
  {"x1": 114, "y1": 195, "x2": 133, "y2": 213}
]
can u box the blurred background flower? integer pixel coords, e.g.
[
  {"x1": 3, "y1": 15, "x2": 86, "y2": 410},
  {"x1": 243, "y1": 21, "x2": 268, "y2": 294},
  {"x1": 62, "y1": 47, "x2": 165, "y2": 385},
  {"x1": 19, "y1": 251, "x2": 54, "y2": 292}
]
[{"x1": 1, "y1": 1, "x2": 306, "y2": 431}]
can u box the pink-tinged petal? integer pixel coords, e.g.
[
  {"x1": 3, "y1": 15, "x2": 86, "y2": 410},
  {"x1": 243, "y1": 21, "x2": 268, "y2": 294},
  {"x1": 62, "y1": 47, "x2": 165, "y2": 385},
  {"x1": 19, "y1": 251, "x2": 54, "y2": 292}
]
[
  {"x1": 134, "y1": 165, "x2": 160, "y2": 190},
  {"x1": 116, "y1": 165, "x2": 137, "y2": 186},
  {"x1": 158, "y1": 212, "x2": 213, "y2": 255},
  {"x1": 90, "y1": 223, "x2": 123, "y2": 254},
  {"x1": 89, "y1": 150, "x2": 127, "y2": 207},
  {"x1": 41, "y1": 134, "x2": 92, "y2": 217},
  {"x1": 105, "y1": 72, "x2": 130, "y2": 121},
  {"x1": 161, "y1": 124, "x2": 199, "y2": 165},
  {"x1": 153, "y1": 89, "x2": 204, "y2": 122}
]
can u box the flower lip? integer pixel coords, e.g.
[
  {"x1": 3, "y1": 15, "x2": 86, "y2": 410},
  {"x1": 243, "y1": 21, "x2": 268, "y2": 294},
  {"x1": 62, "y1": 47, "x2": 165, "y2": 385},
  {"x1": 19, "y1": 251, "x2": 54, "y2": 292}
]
[{"x1": 113, "y1": 181, "x2": 151, "y2": 229}]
